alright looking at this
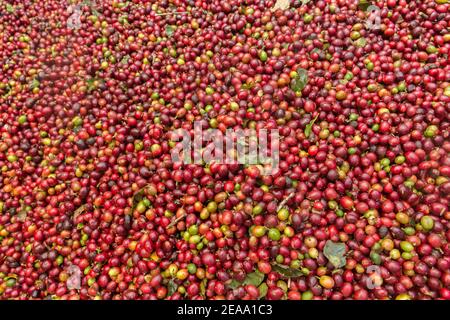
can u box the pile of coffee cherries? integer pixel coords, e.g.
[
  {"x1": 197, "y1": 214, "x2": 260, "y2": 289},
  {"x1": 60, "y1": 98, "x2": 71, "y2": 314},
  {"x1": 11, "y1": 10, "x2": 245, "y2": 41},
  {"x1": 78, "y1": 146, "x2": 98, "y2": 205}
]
[{"x1": 0, "y1": 0, "x2": 449, "y2": 300}]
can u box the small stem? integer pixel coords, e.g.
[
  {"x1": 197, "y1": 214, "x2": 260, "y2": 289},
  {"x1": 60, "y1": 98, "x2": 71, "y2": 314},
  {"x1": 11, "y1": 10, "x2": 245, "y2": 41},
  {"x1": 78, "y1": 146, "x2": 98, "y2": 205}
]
[
  {"x1": 166, "y1": 213, "x2": 187, "y2": 229},
  {"x1": 277, "y1": 193, "x2": 295, "y2": 212},
  {"x1": 72, "y1": 204, "x2": 87, "y2": 219},
  {"x1": 156, "y1": 11, "x2": 189, "y2": 16}
]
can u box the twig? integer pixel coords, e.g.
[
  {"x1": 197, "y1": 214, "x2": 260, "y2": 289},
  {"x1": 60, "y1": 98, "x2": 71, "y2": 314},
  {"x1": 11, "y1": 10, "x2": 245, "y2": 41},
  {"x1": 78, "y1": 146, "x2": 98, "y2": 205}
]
[
  {"x1": 72, "y1": 204, "x2": 87, "y2": 219},
  {"x1": 131, "y1": 183, "x2": 152, "y2": 201},
  {"x1": 277, "y1": 193, "x2": 295, "y2": 212},
  {"x1": 166, "y1": 213, "x2": 187, "y2": 229},
  {"x1": 156, "y1": 11, "x2": 189, "y2": 16}
]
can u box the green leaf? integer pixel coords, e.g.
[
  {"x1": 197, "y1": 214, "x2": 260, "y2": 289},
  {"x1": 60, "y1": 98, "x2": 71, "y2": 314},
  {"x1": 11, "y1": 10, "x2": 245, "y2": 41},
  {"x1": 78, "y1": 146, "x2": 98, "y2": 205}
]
[
  {"x1": 6, "y1": 4, "x2": 14, "y2": 13},
  {"x1": 87, "y1": 0, "x2": 100, "y2": 17},
  {"x1": 227, "y1": 271, "x2": 265, "y2": 289},
  {"x1": 167, "y1": 279, "x2": 177, "y2": 296},
  {"x1": 358, "y1": 0, "x2": 372, "y2": 11},
  {"x1": 258, "y1": 283, "x2": 268, "y2": 299},
  {"x1": 301, "y1": 0, "x2": 311, "y2": 4},
  {"x1": 165, "y1": 25, "x2": 176, "y2": 37},
  {"x1": 290, "y1": 68, "x2": 308, "y2": 92},
  {"x1": 228, "y1": 279, "x2": 241, "y2": 289},
  {"x1": 304, "y1": 114, "x2": 318, "y2": 138},
  {"x1": 242, "y1": 271, "x2": 265, "y2": 287},
  {"x1": 272, "y1": 264, "x2": 303, "y2": 278},
  {"x1": 323, "y1": 240, "x2": 347, "y2": 268}
]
